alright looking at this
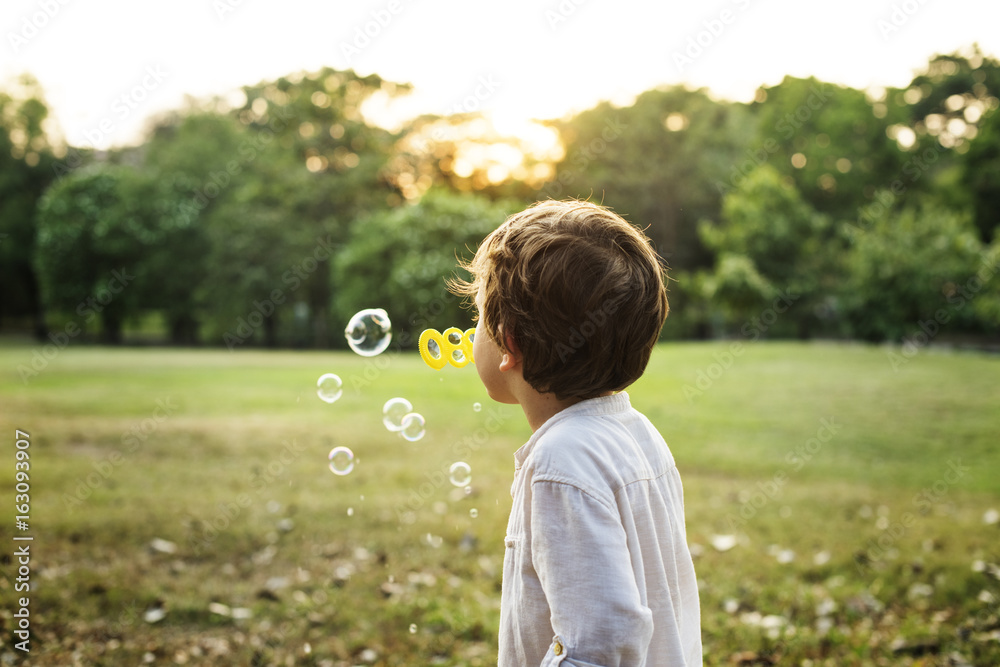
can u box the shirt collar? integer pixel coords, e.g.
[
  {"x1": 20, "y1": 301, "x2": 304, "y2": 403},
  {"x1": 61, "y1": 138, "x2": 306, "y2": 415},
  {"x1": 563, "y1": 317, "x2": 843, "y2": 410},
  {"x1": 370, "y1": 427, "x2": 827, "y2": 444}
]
[{"x1": 512, "y1": 391, "x2": 631, "y2": 471}]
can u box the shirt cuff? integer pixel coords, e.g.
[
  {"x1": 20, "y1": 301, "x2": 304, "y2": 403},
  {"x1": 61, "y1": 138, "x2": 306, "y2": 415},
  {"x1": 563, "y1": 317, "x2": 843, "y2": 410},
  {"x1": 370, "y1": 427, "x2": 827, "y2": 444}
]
[{"x1": 539, "y1": 636, "x2": 567, "y2": 666}]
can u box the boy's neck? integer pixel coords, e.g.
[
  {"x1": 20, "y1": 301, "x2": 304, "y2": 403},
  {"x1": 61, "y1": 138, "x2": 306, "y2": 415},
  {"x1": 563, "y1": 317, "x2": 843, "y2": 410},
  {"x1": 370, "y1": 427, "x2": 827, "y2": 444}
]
[
  {"x1": 517, "y1": 390, "x2": 614, "y2": 432},
  {"x1": 519, "y1": 393, "x2": 582, "y2": 432}
]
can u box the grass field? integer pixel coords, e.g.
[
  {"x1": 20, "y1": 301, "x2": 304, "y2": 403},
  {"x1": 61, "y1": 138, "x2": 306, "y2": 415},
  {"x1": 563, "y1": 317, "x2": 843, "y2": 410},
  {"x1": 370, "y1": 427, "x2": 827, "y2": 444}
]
[{"x1": 1, "y1": 341, "x2": 999, "y2": 666}]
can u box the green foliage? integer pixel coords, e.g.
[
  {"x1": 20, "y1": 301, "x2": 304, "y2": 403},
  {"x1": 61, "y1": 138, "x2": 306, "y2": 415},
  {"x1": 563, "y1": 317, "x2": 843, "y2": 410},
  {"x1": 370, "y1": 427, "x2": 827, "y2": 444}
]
[
  {"x1": 35, "y1": 165, "x2": 130, "y2": 339},
  {"x1": 884, "y1": 46, "x2": 1000, "y2": 230},
  {"x1": 963, "y1": 107, "x2": 1000, "y2": 242},
  {"x1": 115, "y1": 68, "x2": 407, "y2": 348},
  {"x1": 7, "y1": 49, "x2": 1000, "y2": 346},
  {"x1": 700, "y1": 165, "x2": 835, "y2": 336},
  {"x1": 841, "y1": 201, "x2": 988, "y2": 341},
  {"x1": 544, "y1": 87, "x2": 754, "y2": 273},
  {"x1": 0, "y1": 74, "x2": 57, "y2": 332},
  {"x1": 35, "y1": 164, "x2": 208, "y2": 342},
  {"x1": 121, "y1": 172, "x2": 210, "y2": 343},
  {"x1": 333, "y1": 189, "x2": 514, "y2": 346},
  {"x1": 205, "y1": 68, "x2": 402, "y2": 347},
  {"x1": 905, "y1": 45, "x2": 1000, "y2": 138},
  {"x1": 970, "y1": 242, "x2": 1000, "y2": 327},
  {"x1": 700, "y1": 253, "x2": 776, "y2": 322},
  {"x1": 750, "y1": 76, "x2": 906, "y2": 220}
]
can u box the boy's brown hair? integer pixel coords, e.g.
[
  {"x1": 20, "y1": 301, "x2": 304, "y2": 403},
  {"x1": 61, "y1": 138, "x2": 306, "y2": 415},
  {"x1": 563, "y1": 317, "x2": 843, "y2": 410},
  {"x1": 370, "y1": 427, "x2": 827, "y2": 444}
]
[{"x1": 450, "y1": 199, "x2": 668, "y2": 401}]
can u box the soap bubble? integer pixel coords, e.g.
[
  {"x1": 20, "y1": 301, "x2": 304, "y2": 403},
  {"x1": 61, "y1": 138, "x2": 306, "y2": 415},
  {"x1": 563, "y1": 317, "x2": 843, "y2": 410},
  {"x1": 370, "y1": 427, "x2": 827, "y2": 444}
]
[
  {"x1": 469, "y1": 508, "x2": 478, "y2": 518},
  {"x1": 400, "y1": 413, "x2": 426, "y2": 442},
  {"x1": 316, "y1": 373, "x2": 343, "y2": 403},
  {"x1": 426, "y1": 338, "x2": 441, "y2": 359},
  {"x1": 409, "y1": 624, "x2": 417, "y2": 634},
  {"x1": 447, "y1": 331, "x2": 461, "y2": 345},
  {"x1": 345, "y1": 308, "x2": 392, "y2": 357},
  {"x1": 328, "y1": 447, "x2": 355, "y2": 475},
  {"x1": 473, "y1": 402, "x2": 482, "y2": 412},
  {"x1": 449, "y1": 461, "x2": 472, "y2": 487},
  {"x1": 452, "y1": 348, "x2": 466, "y2": 363},
  {"x1": 382, "y1": 397, "x2": 412, "y2": 432}
]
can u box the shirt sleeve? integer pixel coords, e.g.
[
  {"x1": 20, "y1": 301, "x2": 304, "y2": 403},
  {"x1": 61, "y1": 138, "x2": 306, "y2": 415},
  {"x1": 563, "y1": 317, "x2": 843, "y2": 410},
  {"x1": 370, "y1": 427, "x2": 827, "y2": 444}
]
[{"x1": 530, "y1": 479, "x2": 654, "y2": 667}]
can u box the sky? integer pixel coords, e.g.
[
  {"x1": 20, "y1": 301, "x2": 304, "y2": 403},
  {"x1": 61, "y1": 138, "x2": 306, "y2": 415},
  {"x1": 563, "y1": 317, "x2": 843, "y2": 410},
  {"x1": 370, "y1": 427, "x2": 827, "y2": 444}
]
[{"x1": 2, "y1": 0, "x2": 999, "y2": 150}]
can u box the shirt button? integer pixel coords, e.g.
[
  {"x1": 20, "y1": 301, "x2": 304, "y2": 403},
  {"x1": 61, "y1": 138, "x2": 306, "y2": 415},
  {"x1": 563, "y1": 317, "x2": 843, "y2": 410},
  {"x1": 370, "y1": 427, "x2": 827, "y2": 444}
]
[{"x1": 553, "y1": 640, "x2": 563, "y2": 656}]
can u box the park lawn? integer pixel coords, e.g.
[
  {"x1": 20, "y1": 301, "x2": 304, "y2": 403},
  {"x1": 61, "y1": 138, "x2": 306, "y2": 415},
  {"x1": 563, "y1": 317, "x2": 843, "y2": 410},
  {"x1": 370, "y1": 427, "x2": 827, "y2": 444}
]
[{"x1": 1, "y1": 341, "x2": 998, "y2": 666}]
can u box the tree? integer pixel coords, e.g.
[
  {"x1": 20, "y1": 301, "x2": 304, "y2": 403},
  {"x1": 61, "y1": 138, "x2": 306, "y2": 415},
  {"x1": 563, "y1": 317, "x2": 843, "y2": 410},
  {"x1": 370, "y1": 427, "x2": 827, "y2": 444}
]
[
  {"x1": 35, "y1": 166, "x2": 132, "y2": 341},
  {"x1": 750, "y1": 76, "x2": 906, "y2": 221},
  {"x1": 388, "y1": 112, "x2": 550, "y2": 203},
  {"x1": 116, "y1": 170, "x2": 209, "y2": 344},
  {"x1": 137, "y1": 68, "x2": 408, "y2": 348},
  {"x1": 34, "y1": 162, "x2": 206, "y2": 342},
  {"x1": 543, "y1": 87, "x2": 754, "y2": 274},
  {"x1": 0, "y1": 74, "x2": 58, "y2": 337},
  {"x1": 208, "y1": 68, "x2": 403, "y2": 348},
  {"x1": 142, "y1": 109, "x2": 272, "y2": 344},
  {"x1": 962, "y1": 107, "x2": 1000, "y2": 242},
  {"x1": 840, "y1": 201, "x2": 986, "y2": 341},
  {"x1": 881, "y1": 46, "x2": 1000, "y2": 239},
  {"x1": 699, "y1": 165, "x2": 834, "y2": 336},
  {"x1": 333, "y1": 189, "x2": 514, "y2": 348},
  {"x1": 905, "y1": 45, "x2": 1000, "y2": 143}
]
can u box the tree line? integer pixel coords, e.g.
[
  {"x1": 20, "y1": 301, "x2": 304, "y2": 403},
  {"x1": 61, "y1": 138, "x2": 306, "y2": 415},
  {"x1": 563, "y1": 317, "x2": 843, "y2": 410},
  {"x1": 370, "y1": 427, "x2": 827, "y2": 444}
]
[{"x1": 1, "y1": 46, "x2": 998, "y2": 350}]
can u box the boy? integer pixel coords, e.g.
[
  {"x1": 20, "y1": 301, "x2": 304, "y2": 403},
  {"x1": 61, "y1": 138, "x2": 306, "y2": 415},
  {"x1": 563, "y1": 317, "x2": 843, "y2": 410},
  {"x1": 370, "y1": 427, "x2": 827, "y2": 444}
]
[{"x1": 450, "y1": 200, "x2": 702, "y2": 665}]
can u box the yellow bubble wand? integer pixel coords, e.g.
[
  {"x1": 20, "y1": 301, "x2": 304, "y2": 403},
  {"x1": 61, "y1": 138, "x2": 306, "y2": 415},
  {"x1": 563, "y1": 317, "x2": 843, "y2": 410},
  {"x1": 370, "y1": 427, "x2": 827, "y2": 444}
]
[{"x1": 418, "y1": 327, "x2": 475, "y2": 370}]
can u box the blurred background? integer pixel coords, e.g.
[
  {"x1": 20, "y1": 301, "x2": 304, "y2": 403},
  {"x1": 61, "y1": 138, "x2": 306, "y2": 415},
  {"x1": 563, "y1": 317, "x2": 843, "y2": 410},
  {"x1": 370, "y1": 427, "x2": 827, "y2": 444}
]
[
  {"x1": 3, "y1": 2, "x2": 1000, "y2": 666},
  {"x1": 1, "y1": 0, "x2": 999, "y2": 348}
]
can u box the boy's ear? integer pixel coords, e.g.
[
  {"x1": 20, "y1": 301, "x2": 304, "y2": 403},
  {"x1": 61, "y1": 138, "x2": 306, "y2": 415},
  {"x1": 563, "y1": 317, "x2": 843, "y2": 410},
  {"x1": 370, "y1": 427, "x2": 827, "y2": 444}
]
[{"x1": 499, "y1": 327, "x2": 521, "y2": 372}]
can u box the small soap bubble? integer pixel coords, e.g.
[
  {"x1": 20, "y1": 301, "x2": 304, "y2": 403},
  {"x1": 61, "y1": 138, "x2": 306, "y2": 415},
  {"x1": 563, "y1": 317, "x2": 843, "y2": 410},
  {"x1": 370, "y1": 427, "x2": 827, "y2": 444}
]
[
  {"x1": 347, "y1": 507, "x2": 354, "y2": 516},
  {"x1": 328, "y1": 446, "x2": 355, "y2": 475},
  {"x1": 409, "y1": 623, "x2": 417, "y2": 634},
  {"x1": 447, "y1": 331, "x2": 461, "y2": 345},
  {"x1": 427, "y1": 338, "x2": 441, "y2": 359},
  {"x1": 400, "y1": 413, "x2": 426, "y2": 442},
  {"x1": 452, "y1": 349, "x2": 465, "y2": 363},
  {"x1": 345, "y1": 308, "x2": 392, "y2": 357},
  {"x1": 470, "y1": 508, "x2": 478, "y2": 518},
  {"x1": 449, "y1": 461, "x2": 472, "y2": 487},
  {"x1": 316, "y1": 373, "x2": 343, "y2": 403},
  {"x1": 473, "y1": 402, "x2": 482, "y2": 412},
  {"x1": 383, "y1": 397, "x2": 412, "y2": 432}
]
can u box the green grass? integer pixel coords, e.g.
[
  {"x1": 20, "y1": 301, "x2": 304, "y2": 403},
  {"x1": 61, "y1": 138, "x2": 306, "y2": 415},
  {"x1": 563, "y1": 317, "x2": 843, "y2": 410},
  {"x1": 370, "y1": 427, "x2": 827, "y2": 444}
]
[{"x1": 1, "y1": 341, "x2": 998, "y2": 666}]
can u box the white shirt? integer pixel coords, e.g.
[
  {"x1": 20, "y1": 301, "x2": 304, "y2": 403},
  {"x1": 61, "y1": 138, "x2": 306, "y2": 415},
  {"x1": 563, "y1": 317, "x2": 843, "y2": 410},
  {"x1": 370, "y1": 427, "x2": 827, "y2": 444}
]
[{"x1": 498, "y1": 392, "x2": 702, "y2": 666}]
